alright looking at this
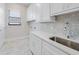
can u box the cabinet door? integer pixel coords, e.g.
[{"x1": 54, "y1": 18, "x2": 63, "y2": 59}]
[
  {"x1": 33, "y1": 35, "x2": 41, "y2": 55},
  {"x1": 42, "y1": 41, "x2": 67, "y2": 55},
  {"x1": 30, "y1": 34, "x2": 41, "y2": 55},
  {"x1": 27, "y1": 4, "x2": 41, "y2": 22},
  {"x1": 69, "y1": 3, "x2": 79, "y2": 9},
  {"x1": 63, "y1": 3, "x2": 70, "y2": 11},
  {"x1": 32, "y1": 4, "x2": 41, "y2": 22},
  {"x1": 40, "y1": 3, "x2": 50, "y2": 22},
  {"x1": 29, "y1": 33, "x2": 33, "y2": 52},
  {"x1": 27, "y1": 5, "x2": 33, "y2": 21},
  {"x1": 42, "y1": 45, "x2": 54, "y2": 55},
  {"x1": 50, "y1": 3, "x2": 55, "y2": 15},
  {"x1": 51, "y1": 3, "x2": 64, "y2": 15},
  {"x1": 63, "y1": 3, "x2": 79, "y2": 11}
]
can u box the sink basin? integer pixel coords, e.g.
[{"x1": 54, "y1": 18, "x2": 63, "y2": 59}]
[
  {"x1": 71, "y1": 41, "x2": 79, "y2": 51},
  {"x1": 50, "y1": 37, "x2": 70, "y2": 47},
  {"x1": 49, "y1": 37, "x2": 55, "y2": 41},
  {"x1": 50, "y1": 36, "x2": 79, "y2": 51},
  {"x1": 56, "y1": 37, "x2": 70, "y2": 47}
]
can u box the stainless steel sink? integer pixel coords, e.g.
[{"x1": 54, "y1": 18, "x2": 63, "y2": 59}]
[
  {"x1": 71, "y1": 41, "x2": 79, "y2": 51},
  {"x1": 50, "y1": 37, "x2": 79, "y2": 51},
  {"x1": 49, "y1": 37, "x2": 55, "y2": 41},
  {"x1": 56, "y1": 37, "x2": 70, "y2": 47}
]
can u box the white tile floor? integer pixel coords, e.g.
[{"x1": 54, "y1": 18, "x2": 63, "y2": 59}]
[{"x1": 0, "y1": 38, "x2": 32, "y2": 55}]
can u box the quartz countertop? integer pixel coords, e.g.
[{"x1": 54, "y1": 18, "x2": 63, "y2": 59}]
[{"x1": 31, "y1": 31, "x2": 79, "y2": 55}]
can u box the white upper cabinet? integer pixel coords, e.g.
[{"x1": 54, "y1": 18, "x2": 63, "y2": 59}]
[
  {"x1": 32, "y1": 4, "x2": 41, "y2": 22},
  {"x1": 50, "y1": 3, "x2": 64, "y2": 16},
  {"x1": 51, "y1": 3, "x2": 79, "y2": 16},
  {"x1": 63, "y1": 3, "x2": 70, "y2": 11},
  {"x1": 39, "y1": 3, "x2": 51, "y2": 22},
  {"x1": 27, "y1": 4, "x2": 41, "y2": 22},
  {"x1": 67, "y1": 3, "x2": 79, "y2": 10},
  {"x1": 27, "y1": 5, "x2": 33, "y2": 21},
  {"x1": 27, "y1": 3, "x2": 79, "y2": 21},
  {"x1": 63, "y1": 3, "x2": 79, "y2": 14},
  {"x1": 27, "y1": 3, "x2": 53, "y2": 22},
  {"x1": 63, "y1": 3, "x2": 79, "y2": 11}
]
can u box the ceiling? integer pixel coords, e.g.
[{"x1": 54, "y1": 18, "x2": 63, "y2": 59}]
[{"x1": 19, "y1": 3, "x2": 31, "y2": 7}]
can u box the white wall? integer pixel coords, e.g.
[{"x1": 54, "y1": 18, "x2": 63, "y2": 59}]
[
  {"x1": 5, "y1": 3, "x2": 29, "y2": 40},
  {"x1": 0, "y1": 4, "x2": 5, "y2": 27},
  {"x1": 0, "y1": 3, "x2": 6, "y2": 48}
]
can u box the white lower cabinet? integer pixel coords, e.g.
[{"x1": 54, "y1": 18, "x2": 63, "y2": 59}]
[
  {"x1": 30, "y1": 34, "x2": 41, "y2": 55},
  {"x1": 42, "y1": 41, "x2": 67, "y2": 55},
  {"x1": 30, "y1": 33, "x2": 67, "y2": 55}
]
